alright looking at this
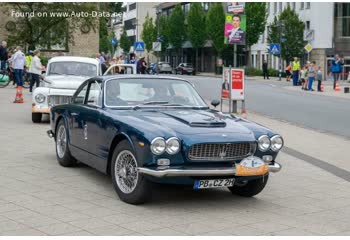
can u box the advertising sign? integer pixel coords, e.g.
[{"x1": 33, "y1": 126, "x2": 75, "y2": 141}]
[
  {"x1": 231, "y1": 69, "x2": 245, "y2": 100},
  {"x1": 224, "y1": 14, "x2": 246, "y2": 45},
  {"x1": 227, "y1": 2, "x2": 245, "y2": 14},
  {"x1": 221, "y1": 68, "x2": 231, "y2": 100}
]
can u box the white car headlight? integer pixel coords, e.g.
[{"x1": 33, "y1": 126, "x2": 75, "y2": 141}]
[
  {"x1": 270, "y1": 135, "x2": 284, "y2": 152},
  {"x1": 258, "y1": 135, "x2": 271, "y2": 152},
  {"x1": 150, "y1": 137, "x2": 166, "y2": 155},
  {"x1": 166, "y1": 137, "x2": 180, "y2": 154},
  {"x1": 35, "y1": 94, "x2": 46, "y2": 103}
]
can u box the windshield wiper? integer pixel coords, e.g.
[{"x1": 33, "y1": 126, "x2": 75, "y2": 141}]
[{"x1": 132, "y1": 101, "x2": 169, "y2": 110}]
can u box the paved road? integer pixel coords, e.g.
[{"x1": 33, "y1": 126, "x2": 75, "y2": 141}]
[
  {"x1": 179, "y1": 75, "x2": 350, "y2": 139},
  {"x1": 1, "y1": 86, "x2": 350, "y2": 236}
]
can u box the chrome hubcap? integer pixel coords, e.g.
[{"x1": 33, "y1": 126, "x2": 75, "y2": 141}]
[
  {"x1": 114, "y1": 150, "x2": 138, "y2": 194},
  {"x1": 56, "y1": 125, "x2": 66, "y2": 158}
]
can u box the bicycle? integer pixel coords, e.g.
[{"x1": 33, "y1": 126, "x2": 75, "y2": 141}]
[{"x1": 0, "y1": 64, "x2": 30, "y2": 88}]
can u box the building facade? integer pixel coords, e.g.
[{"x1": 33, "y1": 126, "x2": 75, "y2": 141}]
[{"x1": 250, "y1": 2, "x2": 350, "y2": 79}]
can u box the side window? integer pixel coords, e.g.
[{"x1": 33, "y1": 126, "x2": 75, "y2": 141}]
[
  {"x1": 86, "y1": 81, "x2": 102, "y2": 107},
  {"x1": 72, "y1": 83, "x2": 88, "y2": 104}
]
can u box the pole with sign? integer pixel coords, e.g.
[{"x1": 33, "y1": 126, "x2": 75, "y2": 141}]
[{"x1": 304, "y1": 43, "x2": 313, "y2": 61}]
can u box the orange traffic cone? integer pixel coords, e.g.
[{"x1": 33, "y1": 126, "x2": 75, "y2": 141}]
[
  {"x1": 334, "y1": 81, "x2": 340, "y2": 92},
  {"x1": 13, "y1": 86, "x2": 24, "y2": 103}
]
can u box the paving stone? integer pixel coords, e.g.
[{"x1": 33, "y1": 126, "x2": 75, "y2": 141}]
[{"x1": 37, "y1": 223, "x2": 82, "y2": 235}]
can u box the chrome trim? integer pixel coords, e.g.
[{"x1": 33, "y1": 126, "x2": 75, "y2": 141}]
[{"x1": 138, "y1": 161, "x2": 282, "y2": 177}]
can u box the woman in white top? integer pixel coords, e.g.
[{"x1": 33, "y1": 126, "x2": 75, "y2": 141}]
[{"x1": 28, "y1": 49, "x2": 42, "y2": 93}]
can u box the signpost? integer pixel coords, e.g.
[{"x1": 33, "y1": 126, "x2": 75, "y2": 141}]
[{"x1": 304, "y1": 43, "x2": 313, "y2": 61}]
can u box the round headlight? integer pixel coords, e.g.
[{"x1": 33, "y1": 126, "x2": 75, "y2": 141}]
[
  {"x1": 270, "y1": 135, "x2": 283, "y2": 151},
  {"x1": 166, "y1": 137, "x2": 180, "y2": 154},
  {"x1": 35, "y1": 94, "x2": 46, "y2": 103},
  {"x1": 150, "y1": 137, "x2": 166, "y2": 155},
  {"x1": 258, "y1": 135, "x2": 271, "y2": 152}
]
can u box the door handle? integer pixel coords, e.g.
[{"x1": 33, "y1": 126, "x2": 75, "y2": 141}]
[{"x1": 71, "y1": 112, "x2": 79, "y2": 116}]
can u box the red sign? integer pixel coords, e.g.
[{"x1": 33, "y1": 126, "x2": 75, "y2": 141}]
[{"x1": 230, "y1": 69, "x2": 245, "y2": 100}]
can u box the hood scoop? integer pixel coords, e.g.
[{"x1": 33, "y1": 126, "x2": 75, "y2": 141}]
[{"x1": 161, "y1": 110, "x2": 227, "y2": 128}]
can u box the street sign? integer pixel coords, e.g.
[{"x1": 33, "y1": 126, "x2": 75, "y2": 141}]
[
  {"x1": 304, "y1": 43, "x2": 313, "y2": 53},
  {"x1": 269, "y1": 44, "x2": 280, "y2": 55},
  {"x1": 134, "y1": 41, "x2": 145, "y2": 52},
  {"x1": 110, "y1": 38, "x2": 117, "y2": 46},
  {"x1": 152, "y1": 42, "x2": 161, "y2": 52}
]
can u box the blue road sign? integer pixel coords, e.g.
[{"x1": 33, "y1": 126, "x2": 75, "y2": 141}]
[
  {"x1": 134, "y1": 41, "x2": 145, "y2": 52},
  {"x1": 111, "y1": 38, "x2": 117, "y2": 46},
  {"x1": 270, "y1": 43, "x2": 280, "y2": 55},
  {"x1": 281, "y1": 38, "x2": 287, "y2": 42}
]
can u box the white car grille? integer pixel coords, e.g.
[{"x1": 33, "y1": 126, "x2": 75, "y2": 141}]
[{"x1": 48, "y1": 95, "x2": 72, "y2": 106}]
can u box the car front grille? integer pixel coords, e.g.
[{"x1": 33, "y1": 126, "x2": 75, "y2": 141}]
[
  {"x1": 48, "y1": 95, "x2": 72, "y2": 106},
  {"x1": 188, "y1": 142, "x2": 256, "y2": 161}
]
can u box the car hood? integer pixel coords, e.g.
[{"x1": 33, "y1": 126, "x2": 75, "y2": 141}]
[
  {"x1": 108, "y1": 109, "x2": 258, "y2": 142},
  {"x1": 44, "y1": 75, "x2": 89, "y2": 89}
]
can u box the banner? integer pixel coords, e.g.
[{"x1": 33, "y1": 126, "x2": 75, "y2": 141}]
[
  {"x1": 231, "y1": 69, "x2": 245, "y2": 100},
  {"x1": 221, "y1": 68, "x2": 231, "y2": 100},
  {"x1": 227, "y1": 2, "x2": 245, "y2": 14},
  {"x1": 224, "y1": 14, "x2": 246, "y2": 45}
]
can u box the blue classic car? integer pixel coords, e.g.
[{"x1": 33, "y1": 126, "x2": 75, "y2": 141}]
[{"x1": 47, "y1": 75, "x2": 283, "y2": 204}]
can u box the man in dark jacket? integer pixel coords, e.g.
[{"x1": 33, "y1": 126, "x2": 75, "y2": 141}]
[
  {"x1": 262, "y1": 60, "x2": 269, "y2": 79},
  {"x1": 0, "y1": 41, "x2": 8, "y2": 71}
]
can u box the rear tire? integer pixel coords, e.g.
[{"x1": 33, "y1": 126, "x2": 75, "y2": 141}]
[
  {"x1": 228, "y1": 174, "x2": 269, "y2": 197},
  {"x1": 32, "y1": 113, "x2": 42, "y2": 123},
  {"x1": 111, "y1": 140, "x2": 151, "y2": 204},
  {"x1": 55, "y1": 119, "x2": 76, "y2": 167}
]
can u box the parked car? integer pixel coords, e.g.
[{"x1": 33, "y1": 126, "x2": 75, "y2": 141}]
[
  {"x1": 47, "y1": 75, "x2": 283, "y2": 204},
  {"x1": 158, "y1": 62, "x2": 173, "y2": 74},
  {"x1": 175, "y1": 63, "x2": 196, "y2": 75},
  {"x1": 32, "y1": 56, "x2": 101, "y2": 123}
]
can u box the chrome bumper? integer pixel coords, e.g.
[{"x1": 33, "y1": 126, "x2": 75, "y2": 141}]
[{"x1": 138, "y1": 162, "x2": 281, "y2": 178}]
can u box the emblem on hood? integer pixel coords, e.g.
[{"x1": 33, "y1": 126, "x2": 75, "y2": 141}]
[{"x1": 219, "y1": 145, "x2": 227, "y2": 158}]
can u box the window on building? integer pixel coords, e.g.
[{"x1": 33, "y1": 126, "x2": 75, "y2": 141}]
[
  {"x1": 292, "y1": 2, "x2": 296, "y2": 10},
  {"x1": 124, "y1": 18, "x2": 135, "y2": 31},
  {"x1": 202, "y1": 2, "x2": 210, "y2": 12},
  {"x1": 300, "y1": 2, "x2": 304, "y2": 10},
  {"x1": 129, "y1": 3, "x2": 136, "y2": 11},
  {"x1": 306, "y1": 21, "x2": 310, "y2": 30},
  {"x1": 279, "y1": 2, "x2": 282, "y2": 12},
  {"x1": 306, "y1": 2, "x2": 311, "y2": 9},
  {"x1": 342, "y1": 3, "x2": 350, "y2": 37},
  {"x1": 183, "y1": 3, "x2": 190, "y2": 15},
  {"x1": 251, "y1": 55, "x2": 254, "y2": 67}
]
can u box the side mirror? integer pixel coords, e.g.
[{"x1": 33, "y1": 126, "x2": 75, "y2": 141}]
[{"x1": 211, "y1": 100, "x2": 220, "y2": 108}]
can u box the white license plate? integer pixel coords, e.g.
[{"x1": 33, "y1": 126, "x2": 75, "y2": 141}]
[{"x1": 194, "y1": 178, "x2": 235, "y2": 189}]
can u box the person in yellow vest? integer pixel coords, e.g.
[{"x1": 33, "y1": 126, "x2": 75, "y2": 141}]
[
  {"x1": 292, "y1": 57, "x2": 300, "y2": 86},
  {"x1": 25, "y1": 50, "x2": 34, "y2": 83}
]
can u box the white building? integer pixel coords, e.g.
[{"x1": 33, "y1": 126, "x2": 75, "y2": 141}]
[{"x1": 250, "y1": 2, "x2": 350, "y2": 79}]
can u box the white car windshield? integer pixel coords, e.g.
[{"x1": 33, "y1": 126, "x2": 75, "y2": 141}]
[
  {"x1": 105, "y1": 78, "x2": 208, "y2": 109},
  {"x1": 48, "y1": 62, "x2": 97, "y2": 77}
]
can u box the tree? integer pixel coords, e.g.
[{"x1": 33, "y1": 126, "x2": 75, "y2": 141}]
[
  {"x1": 246, "y1": 3, "x2": 268, "y2": 67},
  {"x1": 187, "y1": 2, "x2": 207, "y2": 70},
  {"x1": 206, "y1": 3, "x2": 226, "y2": 71},
  {"x1": 157, "y1": 15, "x2": 170, "y2": 53},
  {"x1": 119, "y1": 28, "x2": 131, "y2": 54},
  {"x1": 108, "y1": 31, "x2": 118, "y2": 57},
  {"x1": 268, "y1": 6, "x2": 306, "y2": 64},
  {"x1": 141, "y1": 13, "x2": 157, "y2": 63},
  {"x1": 1, "y1": 3, "x2": 103, "y2": 50},
  {"x1": 99, "y1": 17, "x2": 109, "y2": 53},
  {"x1": 168, "y1": 4, "x2": 186, "y2": 53}
]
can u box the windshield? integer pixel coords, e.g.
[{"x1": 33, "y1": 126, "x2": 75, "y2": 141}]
[
  {"x1": 48, "y1": 62, "x2": 97, "y2": 77},
  {"x1": 104, "y1": 78, "x2": 208, "y2": 108},
  {"x1": 184, "y1": 63, "x2": 192, "y2": 67}
]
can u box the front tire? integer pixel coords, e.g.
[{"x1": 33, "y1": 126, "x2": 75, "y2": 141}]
[
  {"x1": 55, "y1": 119, "x2": 76, "y2": 167},
  {"x1": 111, "y1": 140, "x2": 151, "y2": 204},
  {"x1": 228, "y1": 174, "x2": 269, "y2": 197},
  {"x1": 32, "y1": 113, "x2": 42, "y2": 123}
]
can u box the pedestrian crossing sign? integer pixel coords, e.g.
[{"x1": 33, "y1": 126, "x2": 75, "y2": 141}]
[
  {"x1": 269, "y1": 44, "x2": 280, "y2": 55},
  {"x1": 134, "y1": 42, "x2": 145, "y2": 52}
]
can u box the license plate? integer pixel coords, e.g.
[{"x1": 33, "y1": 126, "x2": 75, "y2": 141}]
[
  {"x1": 236, "y1": 157, "x2": 268, "y2": 176},
  {"x1": 194, "y1": 178, "x2": 235, "y2": 189}
]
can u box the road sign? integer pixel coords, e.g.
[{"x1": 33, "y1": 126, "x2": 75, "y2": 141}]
[
  {"x1": 134, "y1": 41, "x2": 145, "y2": 52},
  {"x1": 110, "y1": 38, "x2": 117, "y2": 46},
  {"x1": 152, "y1": 42, "x2": 161, "y2": 52},
  {"x1": 304, "y1": 43, "x2": 313, "y2": 53},
  {"x1": 269, "y1": 44, "x2": 280, "y2": 55}
]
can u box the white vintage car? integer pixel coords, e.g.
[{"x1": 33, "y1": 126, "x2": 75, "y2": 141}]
[{"x1": 32, "y1": 56, "x2": 102, "y2": 123}]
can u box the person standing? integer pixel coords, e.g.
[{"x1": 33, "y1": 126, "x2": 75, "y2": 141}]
[
  {"x1": 12, "y1": 46, "x2": 27, "y2": 87},
  {"x1": 262, "y1": 60, "x2": 269, "y2": 80},
  {"x1": 292, "y1": 57, "x2": 300, "y2": 86},
  {"x1": 285, "y1": 64, "x2": 292, "y2": 82},
  {"x1": 331, "y1": 54, "x2": 343, "y2": 89},
  {"x1": 0, "y1": 41, "x2": 8, "y2": 71},
  {"x1": 28, "y1": 50, "x2": 42, "y2": 93},
  {"x1": 307, "y1": 61, "x2": 316, "y2": 91},
  {"x1": 317, "y1": 66, "x2": 323, "y2": 92},
  {"x1": 117, "y1": 55, "x2": 125, "y2": 74}
]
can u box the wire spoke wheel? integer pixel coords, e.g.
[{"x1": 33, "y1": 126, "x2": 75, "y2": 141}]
[
  {"x1": 56, "y1": 125, "x2": 67, "y2": 158},
  {"x1": 114, "y1": 150, "x2": 138, "y2": 194}
]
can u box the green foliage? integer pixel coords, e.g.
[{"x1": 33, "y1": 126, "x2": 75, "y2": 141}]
[
  {"x1": 187, "y1": 3, "x2": 206, "y2": 49},
  {"x1": 141, "y1": 13, "x2": 157, "y2": 52},
  {"x1": 206, "y1": 3, "x2": 226, "y2": 55},
  {"x1": 246, "y1": 3, "x2": 268, "y2": 47},
  {"x1": 119, "y1": 28, "x2": 131, "y2": 54},
  {"x1": 158, "y1": 15, "x2": 170, "y2": 52},
  {"x1": 245, "y1": 67, "x2": 263, "y2": 76},
  {"x1": 168, "y1": 4, "x2": 186, "y2": 51},
  {"x1": 268, "y1": 6, "x2": 306, "y2": 63},
  {"x1": 99, "y1": 17, "x2": 109, "y2": 53},
  {"x1": 39, "y1": 56, "x2": 49, "y2": 67}
]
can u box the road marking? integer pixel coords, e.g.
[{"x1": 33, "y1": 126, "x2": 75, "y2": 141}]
[{"x1": 282, "y1": 146, "x2": 350, "y2": 182}]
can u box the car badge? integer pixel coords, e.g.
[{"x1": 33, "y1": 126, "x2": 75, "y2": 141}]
[
  {"x1": 222, "y1": 134, "x2": 227, "y2": 137},
  {"x1": 219, "y1": 145, "x2": 227, "y2": 158},
  {"x1": 83, "y1": 124, "x2": 88, "y2": 140}
]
